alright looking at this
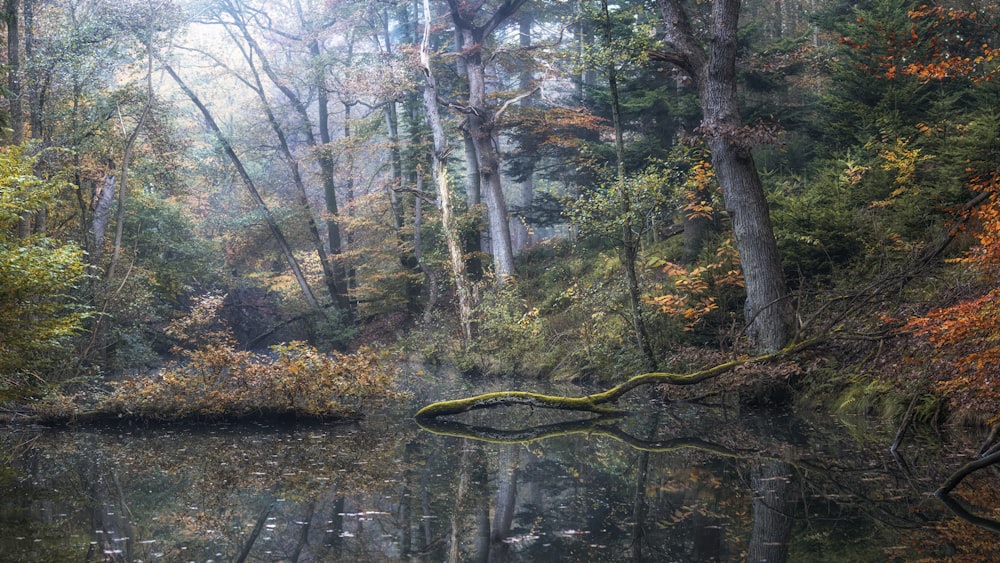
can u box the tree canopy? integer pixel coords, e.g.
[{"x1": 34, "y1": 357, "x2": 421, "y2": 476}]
[{"x1": 0, "y1": 0, "x2": 997, "y2": 434}]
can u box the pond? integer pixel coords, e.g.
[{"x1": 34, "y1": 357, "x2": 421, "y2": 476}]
[{"x1": 1, "y1": 374, "x2": 998, "y2": 562}]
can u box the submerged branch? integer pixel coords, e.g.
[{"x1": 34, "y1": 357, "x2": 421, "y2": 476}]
[
  {"x1": 415, "y1": 416, "x2": 746, "y2": 457},
  {"x1": 414, "y1": 337, "x2": 823, "y2": 419}
]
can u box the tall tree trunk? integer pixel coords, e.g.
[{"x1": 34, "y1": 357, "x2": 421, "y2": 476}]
[
  {"x1": 462, "y1": 36, "x2": 515, "y2": 282},
  {"x1": 23, "y1": 0, "x2": 40, "y2": 140},
  {"x1": 455, "y1": 29, "x2": 485, "y2": 280},
  {"x1": 6, "y1": 0, "x2": 22, "y2": 145},
  {"x1": 90, "y1": 175, "x2": 116, "y2": 264},
  {"x1": 445, "y1": 0, "x2": 528, "y2": 283},
  {"x1": 7, "y1": 0, "x2": 30, "y2": 238},
  {"x1": 511, "y1": 13, "x2": 535, "y2": 254},
  {"x1": 654, "y1": 0, "x2": 793, "y2": 353},
  {"x1": 700, "y1": 1, "x2": 791, "y2": 352},
  {"x1": 384, "y1": 99, "x2": 425, "y2": 313},
  {"x1": 162, "y1": 61, "x2": 324, "y2": 314},
  {"x1": 489, "y1": 445, "x2": 519, "y2": 562},
  {"x1": 342, "y1": 100, "x2": 357, "y2": 298},
  {"x1": 421, "y1": 0, "x2": 474, "y2": 345},
  {"x1": 314, "y1": 46, "x2": 353, "y2": 317},
  {"x1": 225, "y1": 0, "x2": 351, "y2": 316},
  {"x1": 219, "y1": 4, "x2": 349, "y2": 318},
  {"x1": 108, "y1": 36, "x2": 153, "y2": 280}
]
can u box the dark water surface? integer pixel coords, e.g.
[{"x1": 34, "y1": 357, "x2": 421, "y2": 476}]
[{"x1": 1, "y1": 376, "x2": 997, "y2": 562}]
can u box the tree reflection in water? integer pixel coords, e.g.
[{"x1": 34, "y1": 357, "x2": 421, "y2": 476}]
[{"x1": 1, "y1": 401, "x2": 998, "y2": 561}]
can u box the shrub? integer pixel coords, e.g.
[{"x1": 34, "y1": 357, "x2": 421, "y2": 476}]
[{"x1": 99, "y1": 293, "x2": 402, "y2": 420}]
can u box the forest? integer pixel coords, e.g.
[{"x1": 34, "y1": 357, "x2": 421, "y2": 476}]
[
  {"x1": 7, "y1": 0, "x2": 1000, "y2": 559},
  {"x1": 1, "y1": 0, "x2": 999, "y2": 449}
]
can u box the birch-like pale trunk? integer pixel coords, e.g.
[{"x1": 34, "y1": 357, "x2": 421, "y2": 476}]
[{"x1": 421, "y1": 0, "x2": 473, "y2": 345}]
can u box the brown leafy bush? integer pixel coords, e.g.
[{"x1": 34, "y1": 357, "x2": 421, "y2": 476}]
[{"x1": 98, "y1": 293, "x2": 403, "y2": 421}]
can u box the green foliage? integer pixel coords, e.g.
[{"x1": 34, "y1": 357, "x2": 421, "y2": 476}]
[
  {"x1": 820, "y1": 0, "x2": 933, "y2": 147},
  {"x1": 769, "y1": 164, "x2": 867, "y2": 285},
  {"x1": 458, "y1": 280, "x2": 548, "y2": 376},
  {"x1": 0, "y1": 146, "x2": 90, "y2": 395},
  {"x1": 123, "y1": 190, "x2": 221, "y2": 299},
  {"x1": 566, "y1": 160, "x2": 673, "y2": 243},
  {"x1": 510, "y1": 241, "x2": 650, "y2": 379},
  {"x1": 99, "y1": 293, "x2": 402, "y2": 420}
]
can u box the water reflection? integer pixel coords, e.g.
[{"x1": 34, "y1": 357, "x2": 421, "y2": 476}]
[{"x1": 0, "y1": 393, "x2": 996, "y2": 561}]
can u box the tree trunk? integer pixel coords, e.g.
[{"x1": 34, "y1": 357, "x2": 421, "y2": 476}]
[
  {"x1": 421, "y1": 0, "x2": 474, "y2": 345},
  {"x1": 7, "y1": 0, "x2": 30, "y2": 238},
  {"x1": 315, "y1": 59, "x2": 353, "y2": 316},
  {"x1": 219, "y1": 3, "x2": 348, "y2": 318},
  {"x1": 23, "y1": 0, "x2": 40, "y2": 141},
  {"x1": 162, "y1": 61, "x2": 324, "y2": 314},
  {"x1": 511, "y1": 13, "x2": 535, "y2": 255},
  {"x1": 490, "y1": 445, "x2": 519, "y2": 561},
  {"x1": 342, "y1": 99, "x2": 357, "y2": 298},
  {"x1": 708, "y1": 137, "x2": 791, "y2": 351},
  {"x1": 415, "y1": 337, "x2": 820, "y2": 419},
  {"x1": 108, "y1": 37, "x2": 153, "y2": 280},
  {"x1": 655, "y1": 0, "x2": 793, "y2": 353},
  {"x1": 445, "y1": 0, "x2": 529, "y2": 283},
  {"x1": 6, "y1": 0, "x2": 22, "y2": 145},
  {"x1": 455, "y1": 27, "x2": 486, "y2": 280},
  {"x1": 463, "y1": 45, "x2": 515, "y2": 281},
  {"x1": 90, "y1": 175, "x2": 116, "y2": 265},
  {"x1": 602, "y1": 0, "x2": 656, "y2": 369}
]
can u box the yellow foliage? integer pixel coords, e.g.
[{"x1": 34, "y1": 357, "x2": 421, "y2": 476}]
[{"x1": 644, "y1": 239, "x2": 743, "y2": 330}]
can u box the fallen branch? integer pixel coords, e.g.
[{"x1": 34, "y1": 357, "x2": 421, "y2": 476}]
[
  {"x1": 414, "y1": 337, "x2": 823, "y2": 419},
  {"x1": 936, "y1": 448, "x2": 1000, "y2": 497}
]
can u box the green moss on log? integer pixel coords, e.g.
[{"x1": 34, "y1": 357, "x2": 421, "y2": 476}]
[{"x1": 414, "y1": 337, "x2": 822, "y2": 419}]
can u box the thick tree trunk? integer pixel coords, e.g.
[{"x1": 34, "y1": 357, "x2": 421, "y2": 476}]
[
  {"x1": 656, "y1": 0, "x2": 793, "y2": 353},
  {"x1": 708, "y1": 138, "x2": 791, "y2": 351},
  {"x1": 464, "y1": 58, "x2": 516, "y2": 281},
  {"x1": 699, "y1": 1, "x2": 791, "y2": 352},
  {"x1": 446, "y1": 0, "x2": 528, "y2": 283}
]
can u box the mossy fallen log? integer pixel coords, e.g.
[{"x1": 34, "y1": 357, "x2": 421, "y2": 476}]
[{"x1": 414, "y1": 337, "x2": 821, "y2": 419}]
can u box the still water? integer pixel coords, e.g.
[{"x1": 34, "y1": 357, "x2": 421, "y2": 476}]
[{"x1": 1, "y1": 376, "x2": 997, "y2": 562}]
